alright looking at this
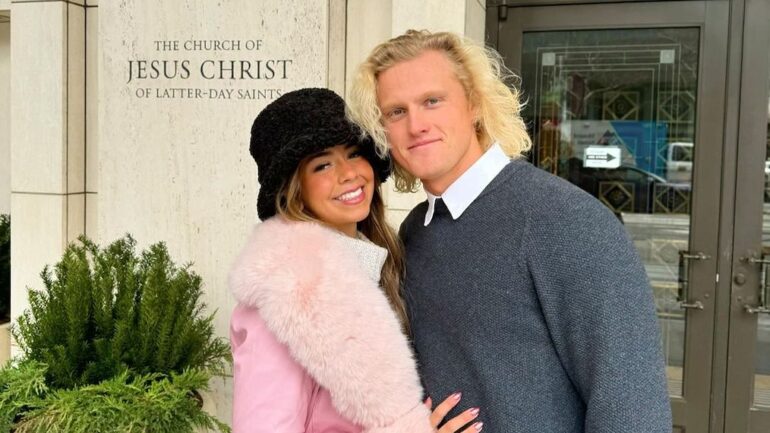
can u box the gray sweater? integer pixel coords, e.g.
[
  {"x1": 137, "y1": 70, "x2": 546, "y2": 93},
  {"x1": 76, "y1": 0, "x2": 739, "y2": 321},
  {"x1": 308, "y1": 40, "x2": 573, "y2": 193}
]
[{"x1": 400, "y1": 160, "x2": 671, "y2": 433}]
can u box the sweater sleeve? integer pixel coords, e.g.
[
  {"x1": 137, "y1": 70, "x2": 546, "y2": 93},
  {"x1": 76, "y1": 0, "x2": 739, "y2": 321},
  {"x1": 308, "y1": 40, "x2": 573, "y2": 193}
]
[
  {"x1": 523, "y1": 194, "x2": 672, "y2": 433},
  {"x1": 230, "y1": 305, "x2": 312, "y2": 433}
]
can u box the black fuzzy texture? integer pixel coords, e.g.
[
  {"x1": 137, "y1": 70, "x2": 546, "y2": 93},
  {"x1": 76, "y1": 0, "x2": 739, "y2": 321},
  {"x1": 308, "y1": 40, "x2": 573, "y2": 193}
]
[{"x1": 249, "y1": 88, "x2": 391, "y2": 220}]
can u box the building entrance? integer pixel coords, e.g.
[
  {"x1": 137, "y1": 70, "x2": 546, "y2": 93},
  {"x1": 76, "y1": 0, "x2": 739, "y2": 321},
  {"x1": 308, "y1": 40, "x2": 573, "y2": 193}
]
[{"x1": 489, "y1": 1, "x2": 770, "y2": 432}]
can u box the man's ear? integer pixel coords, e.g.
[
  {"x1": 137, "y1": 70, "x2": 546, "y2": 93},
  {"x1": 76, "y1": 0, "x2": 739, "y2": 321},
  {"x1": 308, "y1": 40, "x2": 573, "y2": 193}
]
[{"x1": 472, "y1": 104, "x2": 482, "y2": 130}]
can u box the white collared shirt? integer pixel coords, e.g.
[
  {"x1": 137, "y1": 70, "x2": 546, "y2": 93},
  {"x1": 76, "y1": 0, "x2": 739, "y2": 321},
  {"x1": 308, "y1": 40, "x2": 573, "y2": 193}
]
[{"x1": 424, "y1": 143, "x2": 510, "y2": 226}]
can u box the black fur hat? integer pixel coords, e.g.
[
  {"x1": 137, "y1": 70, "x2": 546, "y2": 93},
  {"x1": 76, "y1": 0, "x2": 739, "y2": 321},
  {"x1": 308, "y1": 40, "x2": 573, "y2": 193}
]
[{"x1": 250, "y1": 88, "x2": 391, "y2": 220}]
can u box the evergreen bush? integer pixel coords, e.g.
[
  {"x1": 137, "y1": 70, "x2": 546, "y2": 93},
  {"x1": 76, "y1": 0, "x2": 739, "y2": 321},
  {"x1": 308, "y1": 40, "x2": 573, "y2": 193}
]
[
  {"x1": 0, "y1": 360, "x2": 228, "y2": 433},
  {"x1": 0, "y1": 360, "x2": 47, "y2": 432},
  {"x1": 0, "y1": 215, "x2": 9, "y2": 323},
  {"x1": 1, "y1": 235, "x2": 231, "y2": 432},
  {"x1": 13, "y1": 235, "x2": 230, "y2": 389}
]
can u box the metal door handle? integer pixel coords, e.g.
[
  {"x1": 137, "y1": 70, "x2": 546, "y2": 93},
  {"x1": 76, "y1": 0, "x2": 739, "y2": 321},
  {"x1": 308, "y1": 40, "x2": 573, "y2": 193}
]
[
  {"x1": 677, "y1": 250, "x2": 710, "y2": 311},
  {"x1": 745, "y1": 305, "x2": 770, "y2": 314},
  {"x1": 680, "y1": 301, "x2": 705, "y2": 310},
  {"x1": 743, "y1": 254, "x2": 770, "y2": 315},
  {"x1": 681, "y1": 252, "x2": 711, "y2": 260}
]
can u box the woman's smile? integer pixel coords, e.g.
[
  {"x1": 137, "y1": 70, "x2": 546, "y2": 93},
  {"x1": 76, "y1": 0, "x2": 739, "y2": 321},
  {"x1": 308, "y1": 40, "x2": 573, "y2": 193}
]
[{"x1": 300, "y1": 144, "x2": 375, "y2": 237}]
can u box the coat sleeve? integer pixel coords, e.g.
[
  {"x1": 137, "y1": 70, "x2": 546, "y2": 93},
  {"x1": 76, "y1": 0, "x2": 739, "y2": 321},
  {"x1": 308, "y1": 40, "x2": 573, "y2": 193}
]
[
  {"x1": 230, "y1": 305, "x2": 312, "y2": 433},
  {"x1": 523, "y1": 195, "x2": 672, "y2": 433}
]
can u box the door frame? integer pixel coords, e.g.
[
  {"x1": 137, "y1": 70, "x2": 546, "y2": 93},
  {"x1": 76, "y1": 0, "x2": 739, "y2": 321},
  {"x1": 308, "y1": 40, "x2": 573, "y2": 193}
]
[
  {"x1": 486, "y1": 1, "x2": 732, "y2": 432},
  {"x1": 727, "y1": 0, "x2": 770, "y2": 431}
]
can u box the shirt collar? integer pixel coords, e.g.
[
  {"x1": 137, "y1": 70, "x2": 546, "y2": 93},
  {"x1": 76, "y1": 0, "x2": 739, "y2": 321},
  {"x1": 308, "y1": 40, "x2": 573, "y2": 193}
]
[{"x1": 424, "y1": 143, "x2": 510, "y2": 226}]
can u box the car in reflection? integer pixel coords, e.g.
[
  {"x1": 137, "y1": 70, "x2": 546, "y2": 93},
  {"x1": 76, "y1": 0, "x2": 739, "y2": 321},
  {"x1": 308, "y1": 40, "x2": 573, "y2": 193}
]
[
  {"x1": 666, "y1": 142, "x2": 693, "y2": 184},
  {"x1": 564, "y1": 158, "x2": 691, "y2": 215},
  {"x1": 764, "y1": 160, "x2": 770, "y2": 202}
]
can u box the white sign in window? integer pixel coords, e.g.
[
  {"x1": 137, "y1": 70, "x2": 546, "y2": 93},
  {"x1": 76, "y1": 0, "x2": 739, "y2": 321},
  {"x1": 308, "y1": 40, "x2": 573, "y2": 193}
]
[{"x1": 584, "y1": 146, "x2": 622, "y2": 169}]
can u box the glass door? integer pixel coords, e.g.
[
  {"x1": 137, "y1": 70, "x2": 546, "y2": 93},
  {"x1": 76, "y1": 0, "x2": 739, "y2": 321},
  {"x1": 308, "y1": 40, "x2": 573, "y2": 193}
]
[
  {"x1": 491, "y1": 2, "x2": 730, "y2": 432},
  {"x1": 727, "y1": 0, "x2": 770, "y2": 431}
]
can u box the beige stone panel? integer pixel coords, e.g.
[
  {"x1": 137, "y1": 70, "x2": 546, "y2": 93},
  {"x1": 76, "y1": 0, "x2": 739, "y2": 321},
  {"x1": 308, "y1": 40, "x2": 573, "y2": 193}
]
[
  {"x1": 86, "y1": 6, "x2": 98, "y2": 192},
  {"x1": 464, "y1": 0, "x2": 486, "y2": 44},
  {"x1": 67, "y1": 193, "x2": 85, "y2": 242},
  {"x1": 0, "y1": 21, "x2": 9, "y2": 215},
  {"x1": 87, "y1": 0, "x2": 98, "y2": 7},
  {"x1": 85, "y1": 192, "x2": 97, "y2": 240},
  {"x1": 344, "y1": 0, "x2": 393, "y2": 98},
  {"x1": 328, "y1": 0, "x2": 345, "y2": 95},
  {"x1": 0, "y1": 0, "x2": 8, "y2": 12},
  {"x1": 392, "y1": 0, "x2": 466, "y2": 36},
  {"x1": 16, "y1": 0, "x2": 86, "y2": 4},
  {"x1": 10, "y1": 193, "x2": 66, "y2": 325},
  {"x1": 386, "y1": 207, "x2": 411, "y2": 229},
  {"x1": 10, "y1": 2, "x2": 67, "y2": 194},
  {"x1": 68, "y1": 4, "x2": 86, "y2": 193},
  {"x1": 384, "y1": 179, "x2": 425, "y2": 211},
  {"x1": 0, "y1": 323, "x2": 10, "y2": 365},
  {"x1": 99, "y1": 0, "x2": 330, "y2": 422},
  {"x1": 201, "y1": 375, "x2": 233, "y2": 427}
]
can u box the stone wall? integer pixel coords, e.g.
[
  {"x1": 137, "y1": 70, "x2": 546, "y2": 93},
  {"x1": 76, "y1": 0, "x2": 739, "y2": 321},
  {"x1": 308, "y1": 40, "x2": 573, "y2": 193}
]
[
  {"x1": 98, "y1": 0, "x2": 341, "y2": 422},
  {"x1": 7, "y1": 0, "x2": 486, "y2": 424}
]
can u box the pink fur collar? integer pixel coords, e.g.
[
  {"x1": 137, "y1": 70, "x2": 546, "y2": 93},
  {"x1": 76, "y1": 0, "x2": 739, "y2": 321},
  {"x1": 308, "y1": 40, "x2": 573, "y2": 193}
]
[{"x1": 229, "y1": 218, "x2": 433, "y2": 432}]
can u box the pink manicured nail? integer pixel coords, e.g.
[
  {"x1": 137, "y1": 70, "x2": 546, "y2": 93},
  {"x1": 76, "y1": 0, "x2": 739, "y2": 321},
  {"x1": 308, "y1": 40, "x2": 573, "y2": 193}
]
[
  {"x1": 474, "y1": 422, "x2": 484, "y2": 431},
  {"x1": 469, "y1": 407, "x2": 480, "y2": 416},
  {"x1": 452, "y1": 392, "x2": 462, "y2": 401}
]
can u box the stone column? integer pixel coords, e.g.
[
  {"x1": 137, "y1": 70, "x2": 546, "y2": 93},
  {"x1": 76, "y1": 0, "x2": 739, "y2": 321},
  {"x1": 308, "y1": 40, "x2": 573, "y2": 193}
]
[
  {"x1": 9, "y1": 0, "x2": 88, "y2": 353},
  {"x1": 86, "y1": 0, "x2": 97, "y2": 239},
  {"x1": 0, "y1": 6, "x2": 9, "y2": 216},
  {"x1": 0, "y1": 1, "x2": 8, "y2": 365}
]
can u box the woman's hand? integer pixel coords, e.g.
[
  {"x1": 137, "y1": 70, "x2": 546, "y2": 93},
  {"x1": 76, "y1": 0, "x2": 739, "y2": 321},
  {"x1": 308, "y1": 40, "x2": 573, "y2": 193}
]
[{"x1": 424, "y1": 393, "x2": 483, "y2": 432}]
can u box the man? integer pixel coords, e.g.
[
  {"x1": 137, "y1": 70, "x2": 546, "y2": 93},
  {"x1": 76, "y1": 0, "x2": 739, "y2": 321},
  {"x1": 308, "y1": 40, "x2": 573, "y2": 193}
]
[{"x1": 348, "y1": 30, "x2": 671, "y2": 433}]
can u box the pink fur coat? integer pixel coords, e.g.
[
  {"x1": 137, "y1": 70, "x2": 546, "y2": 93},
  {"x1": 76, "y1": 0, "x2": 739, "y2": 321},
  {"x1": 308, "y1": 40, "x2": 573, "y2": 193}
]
[{"x1": 229, "y1": 217, "x2": 433, "y2": 433}]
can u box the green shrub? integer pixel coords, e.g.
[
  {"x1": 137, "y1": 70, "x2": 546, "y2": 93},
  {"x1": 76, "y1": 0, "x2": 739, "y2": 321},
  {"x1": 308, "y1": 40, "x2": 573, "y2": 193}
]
[
  {"x1": 0, "y1": 215, "x2": 9, "y2": 323},
  {"x1": 0, "y1": 360, "x2": 47, "y2": 432},
  {"x1": 0, "y1": 361, "x2": 228, "y2": 433},
  {"x1": 13, "y1": 235, "x2": 230, "y2": 389},
  {"x1": 2, "y1": 235, "x2": 232, "y2": 432}
]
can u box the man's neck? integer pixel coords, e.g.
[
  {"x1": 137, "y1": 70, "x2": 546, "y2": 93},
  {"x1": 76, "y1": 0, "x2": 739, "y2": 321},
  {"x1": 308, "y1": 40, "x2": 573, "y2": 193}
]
[{"x1": 423, "y1": 135, "x2": 489, "y2": 195}]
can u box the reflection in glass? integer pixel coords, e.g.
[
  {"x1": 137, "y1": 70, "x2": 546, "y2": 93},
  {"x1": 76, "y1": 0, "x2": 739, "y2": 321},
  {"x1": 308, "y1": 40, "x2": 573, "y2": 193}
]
[
  {"x1": 755, "y1": 65, "x2": 770, "y2": 409},
  {"x1": 522, "y1": 28, "x2": 700, "y2": 397}
]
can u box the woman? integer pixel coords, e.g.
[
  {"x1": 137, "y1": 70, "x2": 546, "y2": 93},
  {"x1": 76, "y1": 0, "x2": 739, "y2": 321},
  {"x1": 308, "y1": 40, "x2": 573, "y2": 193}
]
[{"x1": 229, "y1": 88, "x2": 482, "y2": 433}]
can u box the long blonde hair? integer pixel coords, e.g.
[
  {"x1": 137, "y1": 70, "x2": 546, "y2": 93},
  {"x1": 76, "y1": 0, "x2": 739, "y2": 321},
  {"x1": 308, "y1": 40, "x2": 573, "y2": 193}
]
[
  {"x1": 348, "y1": 29, "x2": 532, "y2": 192},
  {"x1": 275, "y1": 163, "x2": 409, "y2": 331}
]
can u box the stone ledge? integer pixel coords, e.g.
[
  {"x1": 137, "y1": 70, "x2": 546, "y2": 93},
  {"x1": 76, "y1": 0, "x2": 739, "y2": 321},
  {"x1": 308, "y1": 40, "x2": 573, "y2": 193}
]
[{"x1": 0, "y1": 322, "x2": 10, "y2": 364}]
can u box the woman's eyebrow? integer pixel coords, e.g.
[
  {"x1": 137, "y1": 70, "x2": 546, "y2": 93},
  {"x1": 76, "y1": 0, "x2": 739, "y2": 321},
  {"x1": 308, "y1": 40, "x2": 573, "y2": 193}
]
[{"x1": 308, "y1": 149, "x2": 330, "y2": 159}]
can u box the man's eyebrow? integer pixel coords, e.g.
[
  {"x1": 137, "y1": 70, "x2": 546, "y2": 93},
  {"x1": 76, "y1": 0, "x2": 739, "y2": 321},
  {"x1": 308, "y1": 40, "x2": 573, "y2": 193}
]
[
  {"x1": 379, "y1": 90, "x2": 445, "y2": 113},
  {"x1": 377, "y1": 96, "x2": 406, "y2": 114},
  {"x1": 379, "y1": 101, "x2": 398, "y2": 113}
]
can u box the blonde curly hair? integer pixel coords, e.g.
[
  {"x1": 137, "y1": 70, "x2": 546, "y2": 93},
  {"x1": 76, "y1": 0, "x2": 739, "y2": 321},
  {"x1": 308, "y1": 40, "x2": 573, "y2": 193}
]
[{"x1": 348, "y1": 29, "x2": 532, "y2": 193}]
